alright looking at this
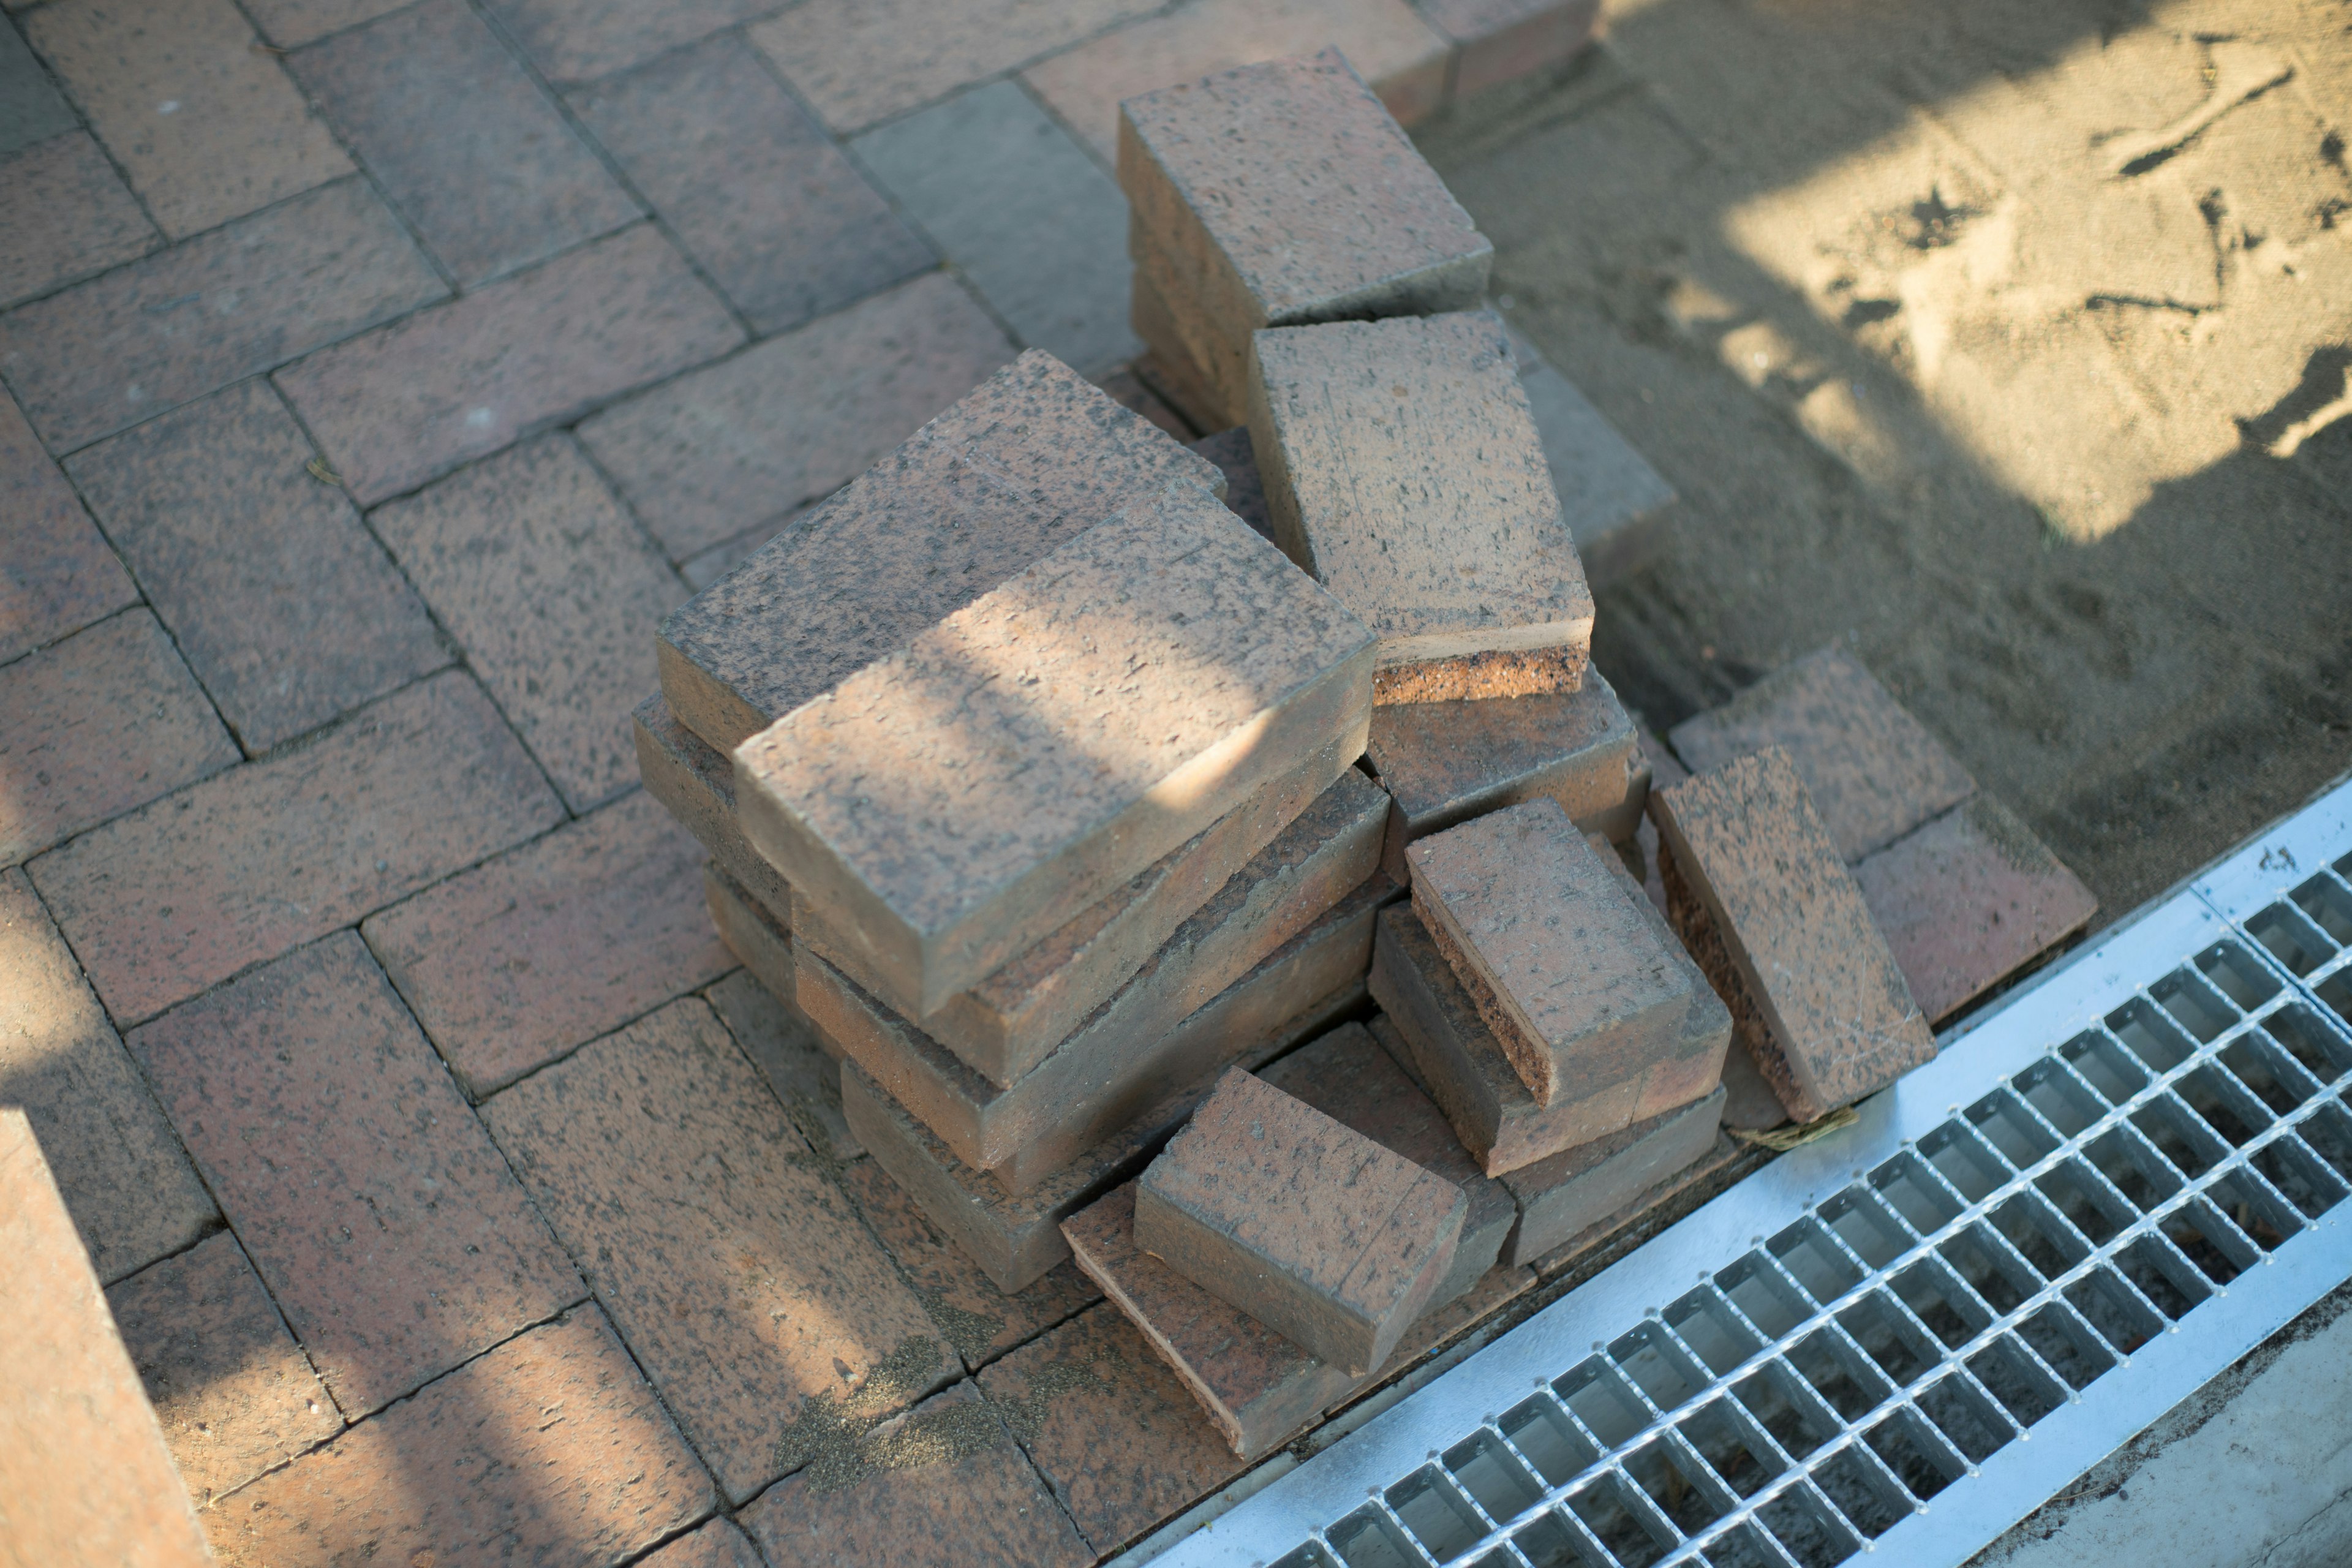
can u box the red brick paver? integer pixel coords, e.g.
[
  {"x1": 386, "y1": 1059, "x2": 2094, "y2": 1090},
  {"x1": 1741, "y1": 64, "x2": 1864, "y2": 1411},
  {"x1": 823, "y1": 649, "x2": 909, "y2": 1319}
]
[
  {"x1": 364, "y1": 791, "x2": 729, "y2": 1097},
  {"x1": 486, "y1": 0, "x2": 783, "y2": 86},
  {"x1": 128, "y1": 932, "x2": 584, "y2": 1414},
  {"x1": 0, "y1": 385, "x2": 135, "y2": 664},
  {"x1": 640, "y1": 1515, "x2": 767, "y2": 1568},
  {"x1": 0, "y1": 132, "x2": 157, "y2": 308},
  {"x1": 202, "y1": 1306, "x2": 713, "y2": 1568}
]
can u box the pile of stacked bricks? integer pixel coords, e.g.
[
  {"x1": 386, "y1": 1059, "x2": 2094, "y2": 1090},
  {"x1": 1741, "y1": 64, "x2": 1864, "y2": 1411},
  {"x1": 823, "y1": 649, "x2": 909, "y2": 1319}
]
[{"x1": 635, "y1": 47, "x2": 2101, "y2": 1471}]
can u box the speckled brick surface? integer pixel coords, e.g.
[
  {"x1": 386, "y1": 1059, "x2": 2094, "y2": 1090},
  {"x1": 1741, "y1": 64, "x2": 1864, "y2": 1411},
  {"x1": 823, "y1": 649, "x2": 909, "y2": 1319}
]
[
  {"x1": 704, "y1": 861, "x2": 801, "y2": 1016},
  {"x1": 1499, "y1": 1087, "x2": 1724, "y2": 1263},
  {"x1": 0, "y1": 386, "x2": 135, "y2": 665},
  {"x1": 1421, "y1": 0, "x2": 1599, "y2": 96},
  {"x1": 0, "y1": 131, "x2": 156, "y2": 311},
  {"x1": 636, "y1": 692, "x2": 796, "y2": 919},
  {"x1": 1190, "y1": 425, "x2": 1276, "y2": 540},
  {"x1": 1370, "y1": 643, "x2": 1588, "y2": 705},
  {"x1": 705, "y1": 968, "x2": 857, "y2": 1163}
]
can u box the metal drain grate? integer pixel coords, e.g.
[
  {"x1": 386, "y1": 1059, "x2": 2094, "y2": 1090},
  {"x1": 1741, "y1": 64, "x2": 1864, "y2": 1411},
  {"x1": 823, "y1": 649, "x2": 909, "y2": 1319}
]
[{"x1": 1154, "y1": 778, "x2": 2352, "y2": 1568}]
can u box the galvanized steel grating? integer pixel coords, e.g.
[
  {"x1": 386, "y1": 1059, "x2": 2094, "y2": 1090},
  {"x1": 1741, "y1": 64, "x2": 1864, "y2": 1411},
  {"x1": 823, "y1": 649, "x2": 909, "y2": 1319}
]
[{"x1": 1153, "y1": 778, "x2": 2352, "y2": 1568}]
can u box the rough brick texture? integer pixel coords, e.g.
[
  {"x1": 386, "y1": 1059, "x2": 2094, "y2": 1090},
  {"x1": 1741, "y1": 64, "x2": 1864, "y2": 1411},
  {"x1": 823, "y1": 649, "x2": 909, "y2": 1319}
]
[
  {"x1": 704, "y1": 861, "x2": 800, "y2": 1016},
  {"x1": 1499, "y1": 1088, "x2": 1724, "y2": 1264},
  {"x1": 0, "y1": 131, "x2": 156, "y2": 308},
  {"x1": 635, "y1": 693, "x2": 794, "y2": 916},
  {"x1": 706, "y1": 967, "x2": 858, "y2": 1163},
  {"x1": 0, "y1": 386, "x2": 135, "y2": 665}
]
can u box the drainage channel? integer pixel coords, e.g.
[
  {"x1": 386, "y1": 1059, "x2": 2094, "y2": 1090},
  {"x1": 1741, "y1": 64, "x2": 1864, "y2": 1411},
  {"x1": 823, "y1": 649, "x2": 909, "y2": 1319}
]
[{"x1": 1152, "y1": 775, "x2": 2352, "y2": 1568}]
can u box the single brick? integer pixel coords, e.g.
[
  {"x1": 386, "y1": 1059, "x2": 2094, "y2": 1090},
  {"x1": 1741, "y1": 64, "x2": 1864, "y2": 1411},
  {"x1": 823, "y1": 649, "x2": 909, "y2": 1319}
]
[
  {"x1": 105, "y1": 1231, "x2": 341, "y2": 1507},
  {"x1": 486, "y1": 0, "x2": 784, "y2": 85},
  {"x1": 0, "y1": 179, "x2": 445, "y2": 451},
  {"x1": 0, "y1": 869, "x2": 214, "y2": 1284},
  {"x1": 637, "y1": 1516, "x2": 766, "y2": 1568},
  {"x1": 576, "y1": 34, "x2": 929, "y2": 334},
  {"x1": 371, "y1": 434, "x2": 684, "y2": 809},
  {"x1": 748, "y1": 0, "x2": 1159, "y2": 134},
  {"x1": 706, "y1": 861, "x2": 799, "y2": 1016},
  {"x1": 128, "y1": 934, "x2": 581, "y2": 1414},
  {"x1": 0, "y1": 385, "x2": 135, "y2": 665},
  {"x1": 1421, "y1": 0, "x2": 1599, "y2": 96},
  {"x1": 654, "y1": 348, "x2": 1214, "y2": 754},
  {"x1": 276, "y1": 224, "x2": 742, "y2": 505},
  {"x1": 740, "y1": 481, "x2": 1373, "y2": 1018},
  {"x1": 1653, "y1": 747, "x2": 1937, "y2": 1121},
  {"x1": 706, "y1": 967, "x2": 860, "y2": 1164},
  {"x1": 1408, "y1": 797, "x2": 1693, "y2": 1107},
  {"x1": 853, "y1": 80, "x2": 1136, "y2": 375},
  {"x1": 1506, "y1": 325, "x2": 1675, "y2": 588},
  {"x1": 27, "y1": 0, "x2": 350, "y2": 238},
  {"x1": 1250, "y1": 311, "x2": 1593, "y2": 686},
  {"x1": 798, "y1": 731, "x2": 1363, "y2": 1085},
  {"x1": 1191, "y1": 426, "x2": 1275, "y2": 541},
  {"x1": 362, "y1": 791, "x2": 729, "y2": 1096},
  {"x1": 797, "y1": 776, "x2": 1387, "y2": 1176},
  {"x1": 742, "y1": 1381, "x2": 1093, "y2": 1568},
  {"x1": 32, "y1": 671, "x2": 564, "y2": 1023},
  {"x1": 584, "y1": 273, "x2": 1012, "y2": 562},
  {"x1": 240, "y1": 0, "x2": 409, "y2": 47},
  {"x1": 0, "y1": 23, "x2": 76, "y2": 155},
  {"x1": 200, "y1": 1308, "x2": 710, "y2": 1568},
  {"x1": 484, "y1": 998, "x2": 948, "y2": 1504},
  {"x1": 1853, "y1": 795, "x2": 2096, "y2": 1025},
  {"x1": 0, "y1": 1110, "x2": 214, "y2": 1568},
  {"x1": 635, "y1": 692, "x2": 794, "y2": 916},
  {"x1": 290, "y1": 0, "x2": 638, "y2": 286},
  {"x1": 974, "y1": 1303, "x2": 1249, "y2": 1551},
  {"x1": 1667, "y1": 646, "x2": 1978, "y2": 862},
  {"x1": 0, "y1": 131, "x2": 157, "y2": 307},
  {"x1": 2, "y1": 609, "x2": 239, "y2": 867},
  {"x1": 66, "y1": 380, "x2": 445, "y2": 752},
  {"x1": 1499, "y1": 1088, "x2": 1724, "y2": 1264},
  {"x1": 1134, "y1": 1068, "x2": 1466, "y2": 1376}
]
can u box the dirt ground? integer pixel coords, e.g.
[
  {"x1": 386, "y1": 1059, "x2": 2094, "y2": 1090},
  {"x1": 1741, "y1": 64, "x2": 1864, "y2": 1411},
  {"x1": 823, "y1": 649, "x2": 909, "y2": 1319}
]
[{"x1": 1419, "y1": 0, "x2": 2352, "y2": 921}]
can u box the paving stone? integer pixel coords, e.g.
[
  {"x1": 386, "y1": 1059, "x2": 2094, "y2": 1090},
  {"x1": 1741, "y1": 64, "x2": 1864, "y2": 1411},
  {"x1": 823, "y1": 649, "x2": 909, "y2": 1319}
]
[
  {"x1": 637, "y1": 1515, "x2": 766, "y2": 1568},
  {"x1": 1499, "y1": 1087, "x2": 1723, "y2": 1264},
  {"x1": 1029, "y1": 0, "x2": 1453, "y2": 162},
  {"x1": 0, "y1": 1109, "x2": 215, "y2": 1568},
  {"x1": 706, "y1": 861, "x2": 799, "y2": 1015},
  {"x1": 635, "y1": 692, "x2": 795, "y2": 916},
  {"x1": 371, "y1": 434, "x2": 684, "y2": 809},
  {"x1": 1, "y1": 609, "x2": 238, "y2": 867},
  {"x1": 742, "y1": 1380, "x2": 1093, "y2": 1568},
  {"x1": 484, "y1": 997, "x2": 948, "y2": 1504},
  {"x1": 0, "y1": 132, "x2": 157, "y2": 307},
  {"x1": 586, "y1": 274, "x2": 1012, "y2": 565},
  {"x1": 26, "y1": 0, "x2": 351, "y2": 237},
  {"x1": 1408, "y1": 797, "x2": 1692, "y2": 1107},
  {"x1": 0, "y1": 178, "x2": 444, "y2": 452},
  {"x1": 1667, "y1": 646, "x2": 1978, "y2": 862},
  {"x1": 1507, "y1": 324, "x2": 1675, "y2": 588},
  {"x1": 975, "y1": 1302, "x2": 1249, "y2": 1551},
  {"x1": 32, "y1": 670, "x2": 563, "y2": 1023},
  {"x1": 239, "y1": 0, "x2": 409, "y2": 48},
  {"x1": 1718, "y1": 1034, "x2": 1789, "y2": 1130},
  {"x1": 277, "y1": 224, "x2": 742, "y2": 505},
  {"x1": 105, "y1": 1231, "x2": 342, "y2": 1507},
  {"x1": 363, "y1": 791, "x2": 729, "y2": 1097},
  {"x1": 1095, "y1": 364, "x2": 1193, "y2": 442},
  {"x1": 0, "y1": 386, "x2": 135, "y2": 666},
  {"x1": 801, "y1": 774, "x2": 1387, "y2": 1176},
  {"x1": 486, "y1": 0, "x2": 781, "y2": 85},
  {"x1": 799, "y1": 733, "x2": 1363, "y2": 1087},
  {"x1": 739, "y1": 481, "x2": 1373, "y2": 1018},
  {"x1": 1419, "y1": 0, "x2": 1598, "y2": 96},
  {"x1": 574, "y1": 34, "x2": 929, "y2": 335},
  {"x1": 1250, "y1": 311, "x2": 1593, "y2": 688},
  {"x1": 853, "y1": 80, "x2": 1136, "y2": 374},
  {"x1": 654, "y1": 346, "x2": 1211, "y2": 753},
  {"x1": 1852, "y1": 794, "x2": 2097, "y2": 1025},
  {"x1": 0, "y1": 20, "x2": 75, "y2": 155},
  {"x1": 66, "y1": 379, "x2": 445, "y2": 753},
  {"x1": 0, "y1": 868, "x2": 213, "y2": 1283},
  {"x1": 1653, "y1": 746, "x2": 1938, "y2": 1123},
  {"x1": 749, "y1": 0, "x2": 1159, "y2": 134},
  {"x1": 1521, "y1": 1132, "x2": 1749, "y2": 1279},
  {"x1": 291, "y1": 0, "x2": 638, "y2": 286},
  {"x1": 706, "y1": 967, "x2": 860, "y2": 1164},
  {"x1": 127, "y1": 933, "x2": 582, "y2": 1414},
  {"x1": 200, "y1": 1307, "x2": 711, "y2": 1568},
  {"x1": 1189, "y1": 426, "x2": 1274, "y2": 540}
]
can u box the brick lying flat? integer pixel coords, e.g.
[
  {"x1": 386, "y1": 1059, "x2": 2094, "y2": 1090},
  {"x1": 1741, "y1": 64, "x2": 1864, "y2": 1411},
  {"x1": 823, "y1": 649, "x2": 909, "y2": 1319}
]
[
  {"x1": 1, "y1": 28, "x2": 77, "y2": 157},
  {"x1": 741, "y1": 1381, "x2": 1093, "y2": 1568},
  {"x1": 1853, "y1": 795, "x2": 2096, "y2": 1024},
  {"x1": 0, "y1": 1110, "x2": 214, "y2": 1568},
  {"x1": 705, "y1": 861, "x2": 799, "y2": 1016},
  {"x1": 1719, "y1": 1035, "x2": 1789, "y2": 1130},
  {"x1": 0, "y1": 131, "x2": 156, "y2": 308},
  {"x1": 1249, "y1": 311, "x2": 1593, "y2": 687},
  {"x1": 1422, "y1": 0, "x2": 1600, "y2": 97},
  {"x1": 638, "y1": 1517, "x2": 765, "y2": 1568},
  {"x1": 1500, "y1": 1087, "x2": 1724, "y2": 1264},
  {"x1": 1654, "y1": 747, "x2": 1937, "y2": 1122},
  {"x1": 3, "y1": 608, "x2": 238, "y2": 869},
  {"x1": 0, "y1": 870, "x2": 213, "y2": 1286},
  {"x1": 1191, "y1": 426, "x2": 1275, "y2": 540},
  {"x1": 705, "y1": 968, "x2": 859, "y2": 1163},
  {"x1": 485, "y1": 0, "x2": 778, "y2": 84},
  {"x1": 656, "y1": 349, "x2": 1216, "y2": 754},
  {"x1": 1408, "y1": 797, "x2": 1692, "y2": 1107},
  {"x1": 0, "y1": 386, "x2": 135, "y2": 665},
  {"x1": 484, "y1": 997, "x2": 948, "y2": 1504},
  {"x1": 67, "y1": 380, "x2": 445, "y2": 753},
  {"x1": 799, "y1": 774, "x2": 1387, "y2": 1175},
  {"x1": 200, "y1": 1307, "x2": 709, "y2": 1568},
  {"x1": 1131, "y1": 265, "x2": 1227, "y2": 434},
  {"x1": 243, "y1": 0, "x2": 412, "y2": 48},
  {"x1": 33, "y1": 671, "x2": 563, "y2": 1023},
  {"x1": 635, "y1": 692, "x2": 794, "y2": 918},
  {"x1": 129, "y1": 933, "x2": 582, "y2": 1415},
  {"x1": 105, "y1": 1231, "x2": 342, "y2": 1507},
  {"x1": 1667, "y1": 646, "x2": 1977, "y2": 862}
]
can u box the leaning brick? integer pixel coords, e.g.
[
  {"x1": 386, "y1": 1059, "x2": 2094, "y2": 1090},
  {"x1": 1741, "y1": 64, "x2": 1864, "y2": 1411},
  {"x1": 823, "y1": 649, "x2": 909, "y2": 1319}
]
[{"x1": 1499, "y1": 1088, "x2": 1724, "y2": 1265}]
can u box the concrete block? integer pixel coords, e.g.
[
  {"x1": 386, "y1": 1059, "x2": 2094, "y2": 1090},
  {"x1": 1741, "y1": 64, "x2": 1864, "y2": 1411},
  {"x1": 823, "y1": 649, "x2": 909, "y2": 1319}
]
[
  {"x1": 633, "y1": 692, "x2": 794, "y2": 921},
  {"x1": 1653, "y1": 746, "x2": 1937, "y2": 1123},
  {"x1": 1248, "y1": 312, "x2": 1593, "y2": 688},
  {"x1": 1505, "y1": 325, "x2": 1675, "y2": 587},
  {"x1": 1499, "y1": 1087, "x2": 1724, "y2": 1264}
]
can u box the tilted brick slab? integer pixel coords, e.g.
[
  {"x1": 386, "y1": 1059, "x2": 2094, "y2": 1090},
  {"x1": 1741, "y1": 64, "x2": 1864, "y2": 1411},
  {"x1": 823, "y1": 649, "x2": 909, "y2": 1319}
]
[
  {"x1": 704, "y1": 860, "x2": 799, "y2": 1014},
  {"x1": 635, "y1": 691, "x2": 795, "y2": 918},
  {"x1": 657, "y1": 349, "x2": 1219, "y2": 755},
  {"x1": 1653, "y1": 746, "x2": 1937, "y2": 1123},
  {"x1": 1499, "y1": 1087, "x2": 1724, "y2": 1264},
  {"x1": 1247, "y1": 311, "x2": 1592, "y2": 695},
  {"x1": 1407, "y1": 797, "x2": 1693, "y2": 1107}
]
